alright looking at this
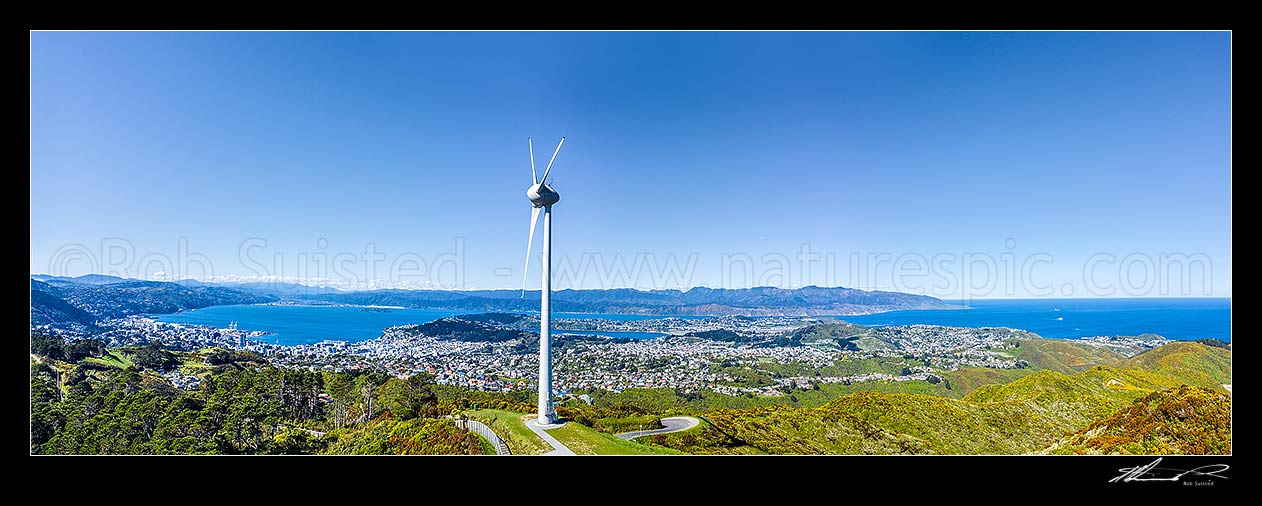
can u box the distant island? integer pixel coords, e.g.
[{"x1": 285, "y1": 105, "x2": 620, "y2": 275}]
[{"x1": 30, "y1": 274, "x2": 952, "y2": 333}]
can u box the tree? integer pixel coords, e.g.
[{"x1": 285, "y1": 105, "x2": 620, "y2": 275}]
[
  {"x1": 130, "y1": 344, "x2": 180, "y2": 371},
  {"x1": 30, "y1": 371, "x2": 65, "y2": 453},
  {"x1": 64, "y1": 339, "x2": 105, "y2": 362},
  {"x1": 324, "y1": 372, "x2": 355, "y2": 429},
  {"x1": 355, "y1": 374, "x2": 386, "y2": 423},
  {"x1": 378, "y1": 374, "x2": 437, "y2": 420},
  {"x1": 31, "y1": 334, "x2": 64, "y2": 360}
]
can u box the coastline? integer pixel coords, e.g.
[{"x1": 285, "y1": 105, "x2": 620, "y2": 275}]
[{"x1": 127, "y1": 297, "x2": 1231, "y2": 348}]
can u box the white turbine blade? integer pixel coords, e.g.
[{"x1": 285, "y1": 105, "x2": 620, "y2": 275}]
[
  {"x1": 540, "y1": 136, "x2": 565, "y2": 184},
  {"x1": 528, "y1": 137, "x2": 537, "y2": 184},
  {"x1": 521, "y1": 206, "x2": 542, "y2": 297}
]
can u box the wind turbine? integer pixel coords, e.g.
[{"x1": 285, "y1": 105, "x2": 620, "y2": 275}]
[{"x1": 522, "y1": 136, "x2": 564, "y2": 426}]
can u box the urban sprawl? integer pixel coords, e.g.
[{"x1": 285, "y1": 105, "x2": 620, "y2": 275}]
[{"x1": 58, "y1": 314, "x2": 1169, "y2": 398}]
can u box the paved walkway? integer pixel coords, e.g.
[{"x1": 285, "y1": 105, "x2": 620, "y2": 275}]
[
  {"x1": 524, "y1": 418, "x2": 576, "y2": 455},
  {"x1": 615, "y1": 416, "x2": 700, "y2": 440}
]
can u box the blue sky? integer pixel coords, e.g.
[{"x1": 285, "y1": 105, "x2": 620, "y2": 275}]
[{"x1": 30, "y1": 31, "x2": 1231, "y2": 298}]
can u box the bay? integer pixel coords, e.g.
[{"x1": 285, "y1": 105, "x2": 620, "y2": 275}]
[
  {"x1": 156, "y1": 305, "x2": 465, "y2": 346},
  {"x1": 155, "y1": 297, "x2": 1231, "y2": 346}
]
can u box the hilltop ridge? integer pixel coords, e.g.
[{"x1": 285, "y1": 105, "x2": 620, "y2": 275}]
[{"x1": 647, "y1": 341, "x2": 1230, "y2": 455}]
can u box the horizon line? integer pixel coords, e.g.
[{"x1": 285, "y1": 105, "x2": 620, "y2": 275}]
[{"x1": 30, "y1": 273, "x2": 1231, "y2": 299}]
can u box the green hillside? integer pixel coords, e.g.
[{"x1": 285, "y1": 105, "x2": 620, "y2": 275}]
[
  {"x1": 1121, "y1": 341, "x2": 1232, "y2": 388},
  {"x1": 996, "y1": 339, "x2": 1128, "y2": 374},
  {"x1": 322, "y1": 415, "x2": 485, "y2": 455},
  {"x1": 29, "y1": 334, "x2": 536, "y2": 455},
  {"x1": 32, "y1": 329, "x2": 1231, "y2": 456},
  {"x1": 1045, "y1": 385, "x2": 1231, "y2": 455},
  {"x1": 545, "y1": 422, "x2": 683, "y2": 455},
  {"x1": 937, "y1": 367, "x2": 1034, "y2": 396},
  {"x1": 789, "y1": 323, "x2": 872, "y2": 351},
  {"x1": 647, "y1": 341, "x2": 1230, "y2": 455},
  {"x1": 463, "y1": 408, "x2": 550, "y2": 455}
]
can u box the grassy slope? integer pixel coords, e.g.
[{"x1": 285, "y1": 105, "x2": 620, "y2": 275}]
[
  {"x1": 464, "y1": 408, "x2": 550, "y2": 455},
  {"x1": 85, "y1": 349, "x2": 134, "y2": 369},
  {"x1": 938, "y1": 368, "x2": 1034, "y2": 396},
  {"x1": 999, "y1": 339, "x2": 1129, "y2": 374},
  {"x1": 1044, "y1": 385, "x2": 1231, "y2": 455},
  {"x1": 648, "y1": 342, "x2": 1230, "y2": 455},
  {"x1": 545, "y1": 423, "x2": 683, "y2": 455},
  {"x1": 466, "y1": 408, "x2": 682, "y2": 455},
  {"x1": 649, "y1": 416, "x2": 768, "y2": 455},
  {"x1": 1120, "y1": 341, "x2": 1232, "y2": 387},
  {"x1": 792, "y1": 323, "x2": 873, "y2": 351}
]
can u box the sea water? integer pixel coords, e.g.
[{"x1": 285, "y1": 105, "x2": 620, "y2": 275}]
[{"x1": 155, "y1": 297, "x2": 1230, "y2": 345}]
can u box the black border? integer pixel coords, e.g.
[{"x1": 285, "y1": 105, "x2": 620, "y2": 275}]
[
  {"x1": 24, "y1": 454, "x2": 1237, "y2": 495},
  {"x1": 27, "y1": 12, "x2": 1233, "y2": 498}
]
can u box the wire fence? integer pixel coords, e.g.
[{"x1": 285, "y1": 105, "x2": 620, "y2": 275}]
[{"x1": 456, "y1": 418, "x2": 511, "y2": 455}]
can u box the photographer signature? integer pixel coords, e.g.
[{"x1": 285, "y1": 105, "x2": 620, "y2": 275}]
[{"x1": 1111, "y1": 458, "x2": 1229, "y2": 483}]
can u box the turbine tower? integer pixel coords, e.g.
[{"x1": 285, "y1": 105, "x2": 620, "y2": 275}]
[{"x1": 522, "y1": 136, "x2": 564, "y2": 425}]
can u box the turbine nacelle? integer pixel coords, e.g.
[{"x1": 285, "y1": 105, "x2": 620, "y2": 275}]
[
  {"x1": 522, "y1": 136, "x2": 567, "y2": 296},
  {"x1": 527, "y1": 182, "x2": 560, "y2": 207}
]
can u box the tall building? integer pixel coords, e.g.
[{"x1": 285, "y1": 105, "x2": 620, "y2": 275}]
[{"x1": 230, "y1": 321, "x2": 245, "y2": 348}]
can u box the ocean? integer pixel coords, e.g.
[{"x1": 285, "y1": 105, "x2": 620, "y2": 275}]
[
  {"x1": 841, "y1": 298, "x2": 1230, "y2": 341},
  {"x1": 154, "y1": 297, "x2": 1230, "y2": 346}
]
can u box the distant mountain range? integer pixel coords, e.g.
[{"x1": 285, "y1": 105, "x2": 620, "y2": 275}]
[
  {"x1": 30, "y1": 274, "x2": 343, "y2": 295},
  {"x1": 31, "y1": 273, "x2": 136, "y2": 285},
  {"x1": 31, "y1": 278, "x2": 275, "y2": 330},
  {"x1": 30, "y1": 274, "x2": 951, "y2": 332},
  {"x1": 292, "y1": 286, "x2": 951, "y2": 316},
  {"x1": 173, "y1": 279, "x2": 343, "y2": 296}
]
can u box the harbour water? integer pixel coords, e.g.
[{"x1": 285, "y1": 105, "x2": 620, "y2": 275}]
[
  {"x1": 841, "y1": 298, "x2": 1230, "y2": 341},
  {"x1": 156, "y1": 297, "x2": 1230, "y2": 345}
]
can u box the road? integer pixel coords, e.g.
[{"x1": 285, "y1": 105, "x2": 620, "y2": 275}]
[{"x1": 615, "y1": 416, "x2": 700, "y2": 440}]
